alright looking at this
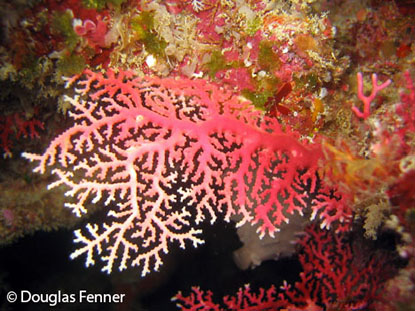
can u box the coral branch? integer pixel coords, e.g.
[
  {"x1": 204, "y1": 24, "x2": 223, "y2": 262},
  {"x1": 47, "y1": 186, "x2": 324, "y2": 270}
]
[
  {"x1": 352, "y1": 72, "x2": 391, "y2": 120},
  {"x1": 174, "y1": 225, "x2": 393, "y2": 311}
]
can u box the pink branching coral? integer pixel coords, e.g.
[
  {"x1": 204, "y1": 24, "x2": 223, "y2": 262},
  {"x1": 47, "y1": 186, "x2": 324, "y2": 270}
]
[
  {"x1": 174, "y1": 225, "x2": 393, "y2": 311},
  {"x1": 22, "y1": 70, "x2": 349, "y2": 276},
  {"x1": 352, "y1": 72, "x2": 391, "y2": 120}
]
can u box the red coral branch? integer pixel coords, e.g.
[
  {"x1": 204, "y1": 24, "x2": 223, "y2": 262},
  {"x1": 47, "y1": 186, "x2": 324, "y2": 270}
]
[
  {"x1": 174, "y1": 225, "x2": 392, "y2": 311},
  {"x1": 352, "y1": 72, "x2": 391, "y2": 120},
  {"x1": 0, "y1": 112, "x2": 44, "y2": 157}
]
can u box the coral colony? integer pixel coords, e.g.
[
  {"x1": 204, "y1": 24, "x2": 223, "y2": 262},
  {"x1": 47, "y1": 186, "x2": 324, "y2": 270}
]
[
  {"x1": 173, "y1": 225, "x2": 390, "y2": 311},
  {"x1": 1, "y1": 0, "x2": 415, "y2": 310},
  {"x1": 22, "y1": 69, "x2": 350, "y2": 276}
]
